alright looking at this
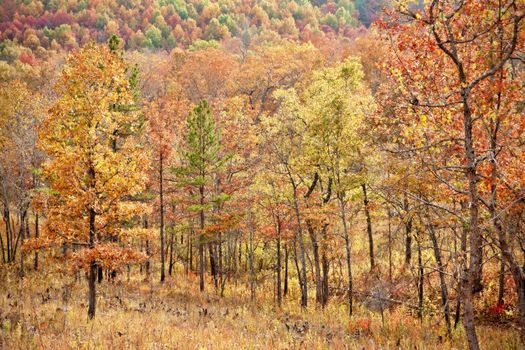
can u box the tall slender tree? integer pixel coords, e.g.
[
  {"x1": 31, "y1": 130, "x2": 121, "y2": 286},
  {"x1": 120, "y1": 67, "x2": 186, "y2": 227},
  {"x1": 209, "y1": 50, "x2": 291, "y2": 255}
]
[{"x1": 175, "y1": 100, "x2": 224, "y2": 291}]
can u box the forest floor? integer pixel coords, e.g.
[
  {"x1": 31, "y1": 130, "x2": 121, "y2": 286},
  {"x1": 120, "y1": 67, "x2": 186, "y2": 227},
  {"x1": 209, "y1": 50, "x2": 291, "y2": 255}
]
[{"x1": 0, "y1": 265, "x2": 521, "y2": 350}]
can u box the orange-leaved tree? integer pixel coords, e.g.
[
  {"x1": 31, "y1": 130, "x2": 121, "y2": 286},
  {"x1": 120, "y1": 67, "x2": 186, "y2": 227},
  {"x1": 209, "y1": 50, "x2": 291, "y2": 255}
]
[
  {"x1": 37, "y1": 41, "x2": 149, "y2": 319},
  {"x1": 377, "y1": 0, "x2": 524, "y2": 347}
]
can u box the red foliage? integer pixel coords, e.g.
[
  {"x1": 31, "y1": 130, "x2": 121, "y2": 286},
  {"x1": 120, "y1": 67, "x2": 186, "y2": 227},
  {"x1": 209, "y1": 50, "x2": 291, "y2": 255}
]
[
  {"x1": 488, "y1": 302, "x2": 510, "y2": 316},
  {"x1": 323, "y1": 3, "x2": 338, "y2": 14},
  {"x1": 349, "y1": 318, "x2": 372, "y2": 335},
  {"x1": 19, "y1": 52, "x2": 36, "y2": 66}
]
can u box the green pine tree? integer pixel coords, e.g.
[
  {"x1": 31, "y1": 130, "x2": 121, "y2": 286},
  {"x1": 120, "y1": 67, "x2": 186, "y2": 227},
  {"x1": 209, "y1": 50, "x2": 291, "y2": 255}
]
[{"x1": 176, "y1": 100, "x2": 225, "y2": 291}]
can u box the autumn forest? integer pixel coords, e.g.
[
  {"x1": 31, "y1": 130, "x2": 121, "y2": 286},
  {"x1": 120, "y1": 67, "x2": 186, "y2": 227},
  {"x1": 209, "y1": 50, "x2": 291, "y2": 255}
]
[{"x1": 0, "y1": 0, "x2": 524, "y2": 349}]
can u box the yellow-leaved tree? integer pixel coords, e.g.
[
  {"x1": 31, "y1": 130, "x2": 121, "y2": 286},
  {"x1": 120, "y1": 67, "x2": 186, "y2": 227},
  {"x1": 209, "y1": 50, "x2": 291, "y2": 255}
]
[
  {"x1": 38, "y1": 40, "x2": 149, "y2": 319},
  {"x1": 268, "y1": 58, "x2": 375, "y2": 313}
]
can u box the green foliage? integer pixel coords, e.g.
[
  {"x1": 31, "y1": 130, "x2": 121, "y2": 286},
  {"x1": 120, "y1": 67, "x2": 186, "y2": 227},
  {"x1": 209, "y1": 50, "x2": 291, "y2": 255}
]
[
  {"x1": 108, "y1": 34, "x2": 121, "y2": 52},
  {"x1": 145, "y1": 26, "x2": 163, "y2": 49},
  {"x1": 322, "y1": 14, "x2": 339, "y2": 31},
  {"x1": 188, "y1": 39, "x2": 219, "y2": 51},
  {"x1": 268, "y1": 58, "x2": 375, "y2": 195},
  {"x1": 184, "y1": 100, "x2": 220, "y2": 179}
]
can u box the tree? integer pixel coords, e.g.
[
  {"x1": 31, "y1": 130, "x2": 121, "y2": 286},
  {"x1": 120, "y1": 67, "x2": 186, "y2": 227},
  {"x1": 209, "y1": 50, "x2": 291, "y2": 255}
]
[
  {"x1": 262, "y1": 90, "x2": 309, "y2": 308},
  {"x1": 299, "y1": 58, "x2": 375, "y2": 313},
  {"x1": 146, "y1": 87, "x2": 187, "y2": 283},
  {"x1": 235, "y1": 42, "x2": 322, "y2": 122},
  {"x1": 38, "y1": 42, "x2": 149, "y2": 319},
  {"x1": 175, "y1": 100, "x2": 226, "y2": 291},
  {"x1": 378, "y1": 1, "x2": 524, "y2": 347},
  {"x1": 0, "y1": 80, "x2": 44, "y2": 268}
]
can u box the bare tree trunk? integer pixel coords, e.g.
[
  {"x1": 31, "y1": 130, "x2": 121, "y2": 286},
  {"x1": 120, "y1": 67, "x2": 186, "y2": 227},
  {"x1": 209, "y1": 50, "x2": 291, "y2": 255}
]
[
  {"x1": 498, "y1": 257, "x2": 505, "y2": 305},
  {"x1": 321, "y1": 225, "x2": 330, "y2": 307},
  {"x1": 97, "y1": 265, "x2": 103, "y2": 283},
  {"x1": 169, "y1": 231, "x2": 174, "y2": 276},
  {"x1": 33, "y1": 212, "x2": 38, "y2": 270},
  {"x1": 232, "y1": 233, "x2": 238, "y2": 277},
  {"x1": 284, "y1": 243, "x2": 288, "y2": 297},
  {"x1": 3, "y1": 193, "x2": 11, "y2": 263},
  {"x1": 387, "y1": 207, "x2": 392, "y2": 281},
  {"x1": 0, "y1": 211, "x2": 5, "y2": 263},
  {"x1": 362, "y1": 184, "x2": 374, "y2": 270},
  {"x1": 159, "y1": 152, "x2": 165, "y2": 283},
  {"x1": 488, "y1": 103, "x2": 506, "y2": 306},
  {"x1": 276, "y1": 216, "x2": 282, "y2": 307},
  {"x1": 292, "y1": 185, "x2": 308, "y2": 308},
  {"x1": 417, "y1": 233, "x2": 423, "y2": 320},
  {"x1": 238, "y1": 239, "x2": 242, "y2": 273},
  {"x1": 88, "y1": 207, "x2": 97, "y2": 319},
  {"x1": 199, "y1": 185, "x2": 205, "y2": 292},
  {"x1": 208, "y1": 243, "x2": 217, "y2": 288},
  {"x1": 461, "y1": 88, "x2": 482, "y2": 350},
  {"x1": 218, "y1": 232, "x2": 223, "y2": 291},
  {"x1": 427, "y1": 216, "x2": 451, "y2": 336},
  {"x1": 19, "y1": 211, "x2": 26, "y2": 278},
  {"x1": 144, "y1": 217, "x2": 151, "y2": 282},
  {"x1": 339, "y1": 193, "x2": 353, "y2": 316},
  {"x1": 454, "y1": 216, "x2": 467, "y2": 329},
  {"x1": 5, "y1": 207, "x2": 12, "y2": 262},
  {"x1": 292, "y1": 237, "x2": 303, "y2": 297},
  {"x1": 404, "y1": 196, "x2": 412, "y2": 265},
  {"x1": 249, "y1": 220, "x2": 255, "y2": 301},
  {"x1": 491, "y1": 186, "x2": 525, "y2": 342},
  {"x1": 307, "y1": 221, "x2": 322, "y2": 304},
  {"x1": 140, "y1": 241, "x2": 143, "y2": 274},
  {"x1": 187, "y1": 226, "x2": 192, "y2": 274},
  {"x1": 515, "y1": 276, "x2": 525, "y2": 342}
]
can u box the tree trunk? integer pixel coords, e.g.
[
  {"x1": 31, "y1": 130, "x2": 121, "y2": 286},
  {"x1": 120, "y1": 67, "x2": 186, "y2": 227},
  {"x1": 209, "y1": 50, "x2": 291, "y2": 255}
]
[
  {"x1": 284, "y1": 243, "x2": 288, "y2": 297},
  {"x1": 361, "y1": 184, "x2": 374, "y2": 270},
  {"x1": 339, "y1": 194, "x2": 353, "y2": 316},
  {"x1": 97, "y1": 266, "x2": 103, "y2": 283},
  {"x1": 209, "y1": 243, "x2": 218, "y2": 288},
  {"x1": 199, "y1": 185, "x2": 205, "y2": 292},
  {"x1": 405, "y1": 217, "x2": 412, "y2": 265},
  {"x1": 187, "y1": 226, "x2": 192, "y2": 274},
  {"x1": 387, "y1": 207, "x2": 392, "y2": 281},
  {"x1": 321, "y1": 224, "x2": 330, "y2": 307},
  {"x1": 144, "y1": 217, "x2": 151, "y2": 282},
  {"x1": 454, "y1": 216, "x2": 468, "y2": 329},
  {"x1": 249, "y1": 220, "x2": 255, "y2": 301},
  {"x1": 33, "y1": 212, "x2": 39, "y2": 270},
  {"x1": 159, "y1": 152, "x2": 165, "y2": 283},
  {"x1": 490, "y1": 178, "x2": 525, "y2": 343},
  {"x1": 417, "y1": 233, "x2": 423, "y2": 320},
  {"x1": 276, "y1": 216, "x2": 282, "y2": 307},
  {"x1": 4, "y1": 203, "x2": 11, "y2": 262},
  {"x1": 403, "y1": 195, "x2": 412, "y2": 265},
  {"x1": 307, "y1": 221, "x2": 322, "y2": 304},
  {"x1": 88, "y1": 207, "x2": 97, "y2": 319},
  {"x1": 462, "y1": 87, "x2": 482, "y2": 350},
  {"x1": 169, "y1": 231, "x2": 174, "y2": 276},
  {"x1": 0, "y1": 211, "x2": 5, "y2": 263},
  {"x1": 515, "y1": 277, "x2": 525, "y2": 342},
  {"x1": 19, "y1": 211, "x2": 26, "y2": 278},
  {"x1": 461, "y1": 274, "x2": 479, "y2": 350},
  {"x1": 292, "y1": 186, "x2": 308, "y2": 308},
  {"x1": 498, "y1": 257, "x2": 505, "y2": 305},
  {"x1": 218, "y1": 232, "x2": 223, "y2": 291},
  {"x1": 292, "y1": 237, "x2": 303, "y2": 296},
  {"x1": 427, "y1": 217, "x2": 451, "y2": 336}
]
